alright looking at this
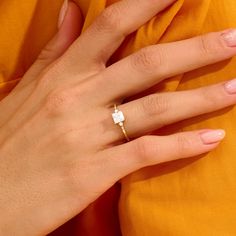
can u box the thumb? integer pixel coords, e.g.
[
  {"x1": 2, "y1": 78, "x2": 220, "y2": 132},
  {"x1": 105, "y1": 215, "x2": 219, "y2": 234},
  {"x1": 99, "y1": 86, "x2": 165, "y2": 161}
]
[
  {"x1": 17, "y1": 1, "x2": 82, "y2": 88},
  {"x1": 0, "y1": 1, "x2": 82, "y2": 129}
]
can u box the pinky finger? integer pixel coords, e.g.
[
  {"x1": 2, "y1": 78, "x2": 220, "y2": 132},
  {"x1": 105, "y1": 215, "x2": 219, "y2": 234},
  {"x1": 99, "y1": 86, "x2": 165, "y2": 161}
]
[{"x1": 100, "y1": 129, "x2": 225, "y2": 180}]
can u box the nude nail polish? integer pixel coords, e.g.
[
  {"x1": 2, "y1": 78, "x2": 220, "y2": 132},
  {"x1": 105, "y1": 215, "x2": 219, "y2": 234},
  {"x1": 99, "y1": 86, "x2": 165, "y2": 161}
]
[
  {"x1": 225, "y1": 78, "x2": 236, "y2": 94},
  {"x1": 221, "y1": 29, "x2": 236, "y2": 47},
  {"x1": 58, "y1": 0, "x2": 68, "y2": 29},
  {"x1": 200, "y1": 129, "x2": 226, "y2": 145}
]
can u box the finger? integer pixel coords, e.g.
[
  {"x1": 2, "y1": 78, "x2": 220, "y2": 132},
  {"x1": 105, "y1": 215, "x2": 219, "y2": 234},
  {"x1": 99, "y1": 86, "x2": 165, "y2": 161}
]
[
  {"x1": 99, "y1": 130, "x2": 225, "y2": 181},
  {"x1": 107, "y1": 79, "x2": 236, "y2": 141},
  {"x1": 0, "y1": 2, "x2": 81, "y2": 130},
  {"x1": 97, "y1": 29, "x2": 236, "y2": 102},
  {"x1": 16, "y1": 1, "x2": 82, "y2": 89},
  {"x1": 65, "y1": 0, "x2": 177, "y2": 68}
]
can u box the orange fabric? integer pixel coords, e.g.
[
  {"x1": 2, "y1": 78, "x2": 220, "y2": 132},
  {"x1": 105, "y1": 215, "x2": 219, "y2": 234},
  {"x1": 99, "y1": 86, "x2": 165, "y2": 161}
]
[{"x1": 1, "y1": 0, "x2": 236, "y2": 235}]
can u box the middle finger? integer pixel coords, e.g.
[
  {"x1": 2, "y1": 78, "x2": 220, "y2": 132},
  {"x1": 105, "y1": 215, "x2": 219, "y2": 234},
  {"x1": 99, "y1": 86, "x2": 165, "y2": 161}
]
[{"x1": 97, "y1": 29, "x2": 236, "y2": 103}]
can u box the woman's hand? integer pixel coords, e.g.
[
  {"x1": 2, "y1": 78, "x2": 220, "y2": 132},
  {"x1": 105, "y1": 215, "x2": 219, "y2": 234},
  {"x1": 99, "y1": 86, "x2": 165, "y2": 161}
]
[{"x1": 1, "y1": 0, "x2": 236, "y2": 235}]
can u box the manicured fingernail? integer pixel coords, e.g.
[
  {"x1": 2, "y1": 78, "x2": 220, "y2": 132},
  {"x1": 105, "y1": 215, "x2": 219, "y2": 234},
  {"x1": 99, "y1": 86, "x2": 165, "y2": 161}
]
[
  {"x1": 58, "y1": 0, "x2": 68, "y2": 29},
  {"x1": 225, "y1": 78, "x2": 236, "y2": 94},
  {"x1": 200, "y1": 129, "x2": 226, "y2": 145},
  {"x1": 221, "y1": 29, "x2": 236, "y2": 47}
]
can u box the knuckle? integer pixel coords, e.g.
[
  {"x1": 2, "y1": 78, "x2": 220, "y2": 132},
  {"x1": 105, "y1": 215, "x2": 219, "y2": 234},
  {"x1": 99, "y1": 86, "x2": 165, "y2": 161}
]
[
  {"x1": 134, "y1": 137, "x2": 158, "y2": 164},
  {"x1": 60, "y1": 130, "x2": 78, "y2": 149},
  {"x1": 199, "y1": 86, "x2": 218, "y2": 108},
  {"x1": 36, "y1": 73, "x2": 53, "y2": 90},
  {"x1": 175, "y1": 134, "x2": 193, "y2": 157},
  {"x1": 44, "y1": 88, "x2": 74, "y2": 116},
  {"x1": 198, "y1": 33, "x2": 226, "y2": 56},
  {"x1": 94, "y1": 6, "x2": 121, "y2": 33},
  {"x1": 37, "y1": 46, "x2": 55, "y2": 62},
  {"x1": 198, "y1": 35, "x2": 211, "y2": 55},
  {"x1": 36, "y1": 68, "x2": 62, "y2": 91},
  {"x1": 141, "y1": 94, "x2": 170, "y2": 117},
  {"x1": 131, "y1": 46, "x2": 164, "y2": 73}
]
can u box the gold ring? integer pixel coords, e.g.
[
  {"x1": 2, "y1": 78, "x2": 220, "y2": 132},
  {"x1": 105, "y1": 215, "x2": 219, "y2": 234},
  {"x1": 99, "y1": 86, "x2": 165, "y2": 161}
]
[{"x1": 112, "y1": 104, "x2": 130, "y2": 142}]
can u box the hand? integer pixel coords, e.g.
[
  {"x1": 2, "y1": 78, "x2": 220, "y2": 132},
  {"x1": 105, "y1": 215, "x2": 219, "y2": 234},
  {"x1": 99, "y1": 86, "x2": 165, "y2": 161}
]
[{"x1": 1, "y1": 0, "x2": 236, "y2": 235}]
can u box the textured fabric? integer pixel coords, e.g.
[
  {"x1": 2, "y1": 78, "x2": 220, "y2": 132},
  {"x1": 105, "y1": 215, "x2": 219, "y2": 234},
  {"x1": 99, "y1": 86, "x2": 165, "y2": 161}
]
[{"x1": 0, "y1": 0, "x2": 236, "y2": 235}]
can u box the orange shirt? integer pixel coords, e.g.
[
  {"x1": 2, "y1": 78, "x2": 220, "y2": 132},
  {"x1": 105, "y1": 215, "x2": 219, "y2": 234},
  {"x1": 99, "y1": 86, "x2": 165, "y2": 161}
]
[{"x1": 1, "y1": 0, "x2": 236, "y2": 235}]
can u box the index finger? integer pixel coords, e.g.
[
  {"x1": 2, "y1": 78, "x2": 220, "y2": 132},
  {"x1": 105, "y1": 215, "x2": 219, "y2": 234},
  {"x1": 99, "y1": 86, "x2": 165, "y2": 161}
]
[{"x1": 66, "y1": 0, "x2": 177, "y2": 67}]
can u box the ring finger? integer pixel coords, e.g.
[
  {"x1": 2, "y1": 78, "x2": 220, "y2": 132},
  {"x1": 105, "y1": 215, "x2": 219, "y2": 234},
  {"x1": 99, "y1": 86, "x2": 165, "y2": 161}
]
[{"x1": 106, "y1": 79, "x2": 236, "y2": 142}]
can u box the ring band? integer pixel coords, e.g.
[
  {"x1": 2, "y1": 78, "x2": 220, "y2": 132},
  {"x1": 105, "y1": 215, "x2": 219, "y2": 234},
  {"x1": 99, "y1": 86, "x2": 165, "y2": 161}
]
[{"x1": 112, "y1": 104, "x2": 130, "y2": 142}]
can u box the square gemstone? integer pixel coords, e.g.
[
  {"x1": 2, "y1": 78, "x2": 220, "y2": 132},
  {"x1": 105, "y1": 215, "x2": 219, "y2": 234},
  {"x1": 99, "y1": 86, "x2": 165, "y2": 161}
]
[{"x1": 112, "y1": 111, "x2": 125, "y2": 124}]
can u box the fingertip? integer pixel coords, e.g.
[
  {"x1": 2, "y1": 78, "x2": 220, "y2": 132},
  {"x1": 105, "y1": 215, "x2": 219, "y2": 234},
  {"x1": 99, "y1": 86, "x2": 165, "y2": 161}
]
[
  {"x1": 58, "y1": 0, "x2": 68, "y2": 29},
  {"x1": 199, "y1": 129, "x2": 226, "y2": 145},
  {"x1": 57, "y1": 1, "x2": 83, "y2": 42}
]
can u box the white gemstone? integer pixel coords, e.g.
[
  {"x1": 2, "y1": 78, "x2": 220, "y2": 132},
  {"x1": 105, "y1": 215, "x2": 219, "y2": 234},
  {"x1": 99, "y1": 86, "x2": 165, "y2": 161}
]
[{"x1": 112, "y1": 111, "x2": 125, "y2": 124}]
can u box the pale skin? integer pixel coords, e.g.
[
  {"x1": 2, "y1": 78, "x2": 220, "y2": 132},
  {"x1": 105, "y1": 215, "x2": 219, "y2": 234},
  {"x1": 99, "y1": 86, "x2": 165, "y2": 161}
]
[{"x1": 1, "y1": 0, "x2": 236, "y2": 235}]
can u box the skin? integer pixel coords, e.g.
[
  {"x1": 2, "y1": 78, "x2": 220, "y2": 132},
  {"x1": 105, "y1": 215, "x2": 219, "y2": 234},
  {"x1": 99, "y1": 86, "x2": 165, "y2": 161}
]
[{"x1": 1, "y1": 0, "x2": 236, "y2": 234}]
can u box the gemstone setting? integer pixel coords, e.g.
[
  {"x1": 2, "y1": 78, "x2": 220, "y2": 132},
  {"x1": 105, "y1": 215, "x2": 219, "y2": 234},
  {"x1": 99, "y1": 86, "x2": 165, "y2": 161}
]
[{"x1": 112, "y1": 110, "x2": 125, "y2": 124}]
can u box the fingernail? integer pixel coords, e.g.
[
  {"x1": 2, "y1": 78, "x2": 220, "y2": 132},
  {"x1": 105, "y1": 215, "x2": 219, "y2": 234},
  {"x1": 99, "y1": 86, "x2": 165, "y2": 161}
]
[
  {"x1": 58, "y1": 0, "x2": 68, "y2": 29},
  {"x1": 225, "y1": 78, "x2": 236, "y2": 94},
  {"x1": 221, "y1": 29, "x2": 236, "y2": 47},
  {"x1": 200, "y1": 129, "x2": 226, "y2": 145}
]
